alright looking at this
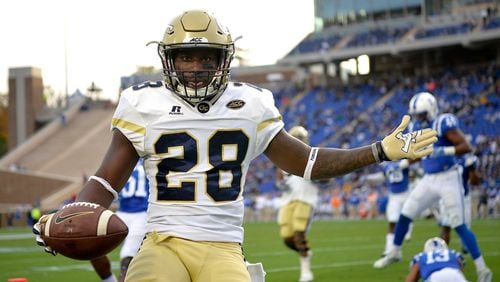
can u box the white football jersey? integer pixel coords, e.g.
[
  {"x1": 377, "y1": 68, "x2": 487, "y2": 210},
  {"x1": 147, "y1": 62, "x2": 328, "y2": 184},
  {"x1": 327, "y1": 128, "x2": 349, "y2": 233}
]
[
  {"x1": 112, "y1": 81, "x2": 283, "y2": 243},
  {"x1": 280, "y1": 173, "x2": 319, "y2": 208}
]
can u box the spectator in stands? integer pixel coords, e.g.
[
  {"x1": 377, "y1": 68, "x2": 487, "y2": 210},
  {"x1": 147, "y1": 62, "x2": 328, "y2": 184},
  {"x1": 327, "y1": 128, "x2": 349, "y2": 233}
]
[
  {"x1": 477, "y1": 187, "x2": 489, "y2": 218},
  {"x1": 29, "y1": 206, "x2": 41, "y2": 225},
  {"x1": 330, "y1": 188, "x2": 343, "y2": 219}
]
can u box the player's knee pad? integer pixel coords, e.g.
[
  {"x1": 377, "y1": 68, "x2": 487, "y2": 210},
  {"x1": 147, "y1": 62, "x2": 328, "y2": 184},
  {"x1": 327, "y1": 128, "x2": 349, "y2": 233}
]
[{"x1": 293, "y1": 231, "x2": 309, "y2": 256}]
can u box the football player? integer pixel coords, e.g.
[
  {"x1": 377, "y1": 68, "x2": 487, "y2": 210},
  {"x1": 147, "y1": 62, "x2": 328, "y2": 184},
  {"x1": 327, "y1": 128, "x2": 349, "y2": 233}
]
[
  {"x1": 276, "y1": 126, "x2": 318, "y2": 282},
  {"x1": 34, "y1": 10, "x2": 437, "y2": 282},
  {"x1": 373, "y1": 92, "x2": 492, "y2": 282},
  {"x1": 437, "y1": 153, "x2": 481, "y2": 252},
  {"x1": 406, "y1": 237, "x2": 467, "y2": 282},
  {"x1": 90, "y1": 159, "x2": 149, "y2": 282},
  {"x1": 365, "y1": 159, "x2": 414, "y2": 258}
]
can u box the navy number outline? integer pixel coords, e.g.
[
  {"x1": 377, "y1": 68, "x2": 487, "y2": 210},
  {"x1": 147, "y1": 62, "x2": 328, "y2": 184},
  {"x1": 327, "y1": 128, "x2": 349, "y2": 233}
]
[{"x1": 154, "y1": 130, "x2": 249, "y2": 202}]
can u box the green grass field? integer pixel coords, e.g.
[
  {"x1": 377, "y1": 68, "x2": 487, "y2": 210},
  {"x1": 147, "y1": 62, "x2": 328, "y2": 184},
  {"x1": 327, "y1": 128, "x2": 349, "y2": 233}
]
[{"x1": 1, "y1": 218, "x2": 498, "y2": 281}]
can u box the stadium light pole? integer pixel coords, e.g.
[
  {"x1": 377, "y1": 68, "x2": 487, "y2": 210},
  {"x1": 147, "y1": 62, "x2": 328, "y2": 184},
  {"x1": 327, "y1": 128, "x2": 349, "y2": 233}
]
[{"x1": 64, "y1": 17, "x2": 69, "y2": 109}]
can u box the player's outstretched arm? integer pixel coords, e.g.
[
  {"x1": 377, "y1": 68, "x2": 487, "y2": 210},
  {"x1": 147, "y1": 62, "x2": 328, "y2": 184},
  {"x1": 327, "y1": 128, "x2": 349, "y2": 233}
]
[{"x1": 265, "y1": 115, "x2": 437, "y2": 180}]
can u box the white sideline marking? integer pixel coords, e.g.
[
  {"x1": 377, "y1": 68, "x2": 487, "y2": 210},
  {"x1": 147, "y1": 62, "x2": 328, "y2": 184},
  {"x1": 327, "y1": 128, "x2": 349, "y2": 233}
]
[
  {"x1": 20, "y1": 250, "x2": 500, "y2": 273},
  {"x1": 0, "y1": 233, "x2": 34, "y2": 240},
  {"x1": 266, "y1": 260, "x2": 373, "y2": 273},
  {"x1": 0, "y1": 247, "x2": 41, "y2": 253},
  {"x1": 31, "y1": 262, "x2": 120, "y2": 272}
]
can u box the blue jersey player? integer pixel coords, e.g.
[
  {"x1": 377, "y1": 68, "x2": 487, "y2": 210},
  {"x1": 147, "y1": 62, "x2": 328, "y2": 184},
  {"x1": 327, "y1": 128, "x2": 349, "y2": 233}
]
[
  {"x1": 91, "y1": 159, "x2": 149, "y2": 282},
  {"x1": 438, "y1": 153, "x2": 481, "y2": 250},
  {"x1": 116, "y1": 159, "x2": 149, "y2": 280},
  {"x1": 374, "y1": 92, "x2": 492, "y2": 282},
  {"x1": 406, "y1": 237, "x2": 467, "y2": 282},
  {"x1": 366, "y1": 159, "x2": 414, "y2": 256}
]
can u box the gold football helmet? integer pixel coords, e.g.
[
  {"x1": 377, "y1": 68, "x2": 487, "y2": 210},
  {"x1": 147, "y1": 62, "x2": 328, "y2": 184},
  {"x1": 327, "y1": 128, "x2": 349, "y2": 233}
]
[
  {"x1": 289, "y1": 126, "x2": 309, "y2": 144},
  {"x1": 149, "y1": 10, "x2": 235, "y2": 104}
]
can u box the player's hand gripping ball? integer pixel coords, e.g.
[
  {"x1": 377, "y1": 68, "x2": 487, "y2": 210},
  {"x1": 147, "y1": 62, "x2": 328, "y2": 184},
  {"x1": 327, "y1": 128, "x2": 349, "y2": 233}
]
[{"x1": 33, "y1": 202, "x2": 128, "y2": 260}]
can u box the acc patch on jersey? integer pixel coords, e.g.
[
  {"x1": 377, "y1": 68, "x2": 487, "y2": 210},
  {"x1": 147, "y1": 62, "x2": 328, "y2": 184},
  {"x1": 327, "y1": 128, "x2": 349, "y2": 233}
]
[{"x1": 226, "y1": 99, "x2": 245, "y2": 109}]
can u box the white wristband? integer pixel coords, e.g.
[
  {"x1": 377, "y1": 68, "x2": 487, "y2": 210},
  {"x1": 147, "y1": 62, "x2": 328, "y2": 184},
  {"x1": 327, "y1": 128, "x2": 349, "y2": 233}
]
[
  {"x1": 89, "y1": 175, "x2": 118, "y2": 200},
  {"x1": 443, "y1": 146, "x2": 456, "y2": 156},
  {"x1": 303, "y1": 147, "x2": 319, "y2": 180},
  {"x1": 371, "y1": 143, "x2": 381, "y2": 163}
]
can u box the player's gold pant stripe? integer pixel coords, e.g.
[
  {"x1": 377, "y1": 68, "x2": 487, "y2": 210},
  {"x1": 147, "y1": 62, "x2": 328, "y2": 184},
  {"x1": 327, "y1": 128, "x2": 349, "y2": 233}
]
[
  {"x1": 257, "y1": 116, "x2": 282, "y2": 132},
  {"x1": 112, "y1": 118, "x2": 146, "y2": 135}
]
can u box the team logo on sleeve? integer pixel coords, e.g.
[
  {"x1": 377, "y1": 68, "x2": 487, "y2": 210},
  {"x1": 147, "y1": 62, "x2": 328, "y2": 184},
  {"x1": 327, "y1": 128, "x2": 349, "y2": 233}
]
[{"x1": 226, "y1": 99, "x2": 245, "y2": 109}]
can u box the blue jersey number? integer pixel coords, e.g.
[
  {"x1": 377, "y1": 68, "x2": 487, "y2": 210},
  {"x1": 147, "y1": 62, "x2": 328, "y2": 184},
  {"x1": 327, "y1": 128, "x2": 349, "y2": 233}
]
[
  {"x1": 121, "y1": 165, "x2": 148, "y2": 198},
  {"x1": 426, "y1": 250, "x2": 450, "y2": 264}
]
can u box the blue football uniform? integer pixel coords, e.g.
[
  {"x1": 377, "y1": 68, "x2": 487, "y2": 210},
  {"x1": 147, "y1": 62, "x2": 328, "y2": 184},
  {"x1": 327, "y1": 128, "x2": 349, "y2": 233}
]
[
  {"x1": 119, "y1": 159, "x2": 149, "y2": 213},
  {"x1": 382, "y1": 161, "x2": 409, "y2": 194},
  {"x1": 411, "y1": 249, "x2": 464, "y2": 281},
  {"x1": 458, "y1": 154, "x2": 477, "y2": 196},
  {"x1": 116, "y1": 159, "x2": 149, "y2": 259},
  {"x1": 410, "y1": 113, "x2": 459, "y2": 173}
]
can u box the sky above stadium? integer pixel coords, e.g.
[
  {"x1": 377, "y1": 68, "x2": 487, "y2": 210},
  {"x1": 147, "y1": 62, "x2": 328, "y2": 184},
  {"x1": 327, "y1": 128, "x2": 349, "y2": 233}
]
[{"x1": 0, "y1": 0, "x2": 314, "y2": 101}]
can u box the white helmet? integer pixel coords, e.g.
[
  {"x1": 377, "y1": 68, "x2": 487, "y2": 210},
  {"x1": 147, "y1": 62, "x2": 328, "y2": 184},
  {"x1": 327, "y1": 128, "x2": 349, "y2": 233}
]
[
  {"x1": 423, "y1": 237, "x2": 448, "y2": 253},
  {"x1": 289, "y1": 126, "x2": 309, "y2": 144},
  {"x1": 408, "y1": 92, "x2": 439, "y2": 121}
]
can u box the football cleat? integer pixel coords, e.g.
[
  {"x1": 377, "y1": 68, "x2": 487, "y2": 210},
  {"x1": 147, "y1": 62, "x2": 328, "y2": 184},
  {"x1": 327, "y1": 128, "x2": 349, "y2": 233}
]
[
  {"x1": 477, "y1": 268, "x2": 492, "y2": 282},
  {"x1": 373, "y1": 249, "x2": 402, "y2": 269}
]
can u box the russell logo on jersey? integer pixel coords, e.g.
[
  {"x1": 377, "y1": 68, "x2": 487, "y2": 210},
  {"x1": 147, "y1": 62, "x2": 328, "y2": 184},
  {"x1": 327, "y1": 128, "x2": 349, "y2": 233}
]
[{"x1": 169, "y1": 106, "x2": 183, "y2": 115}]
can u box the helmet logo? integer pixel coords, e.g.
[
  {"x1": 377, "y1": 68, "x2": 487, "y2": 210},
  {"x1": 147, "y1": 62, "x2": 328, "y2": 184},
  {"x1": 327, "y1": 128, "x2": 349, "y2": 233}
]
[
  {"x1": 197, "y1": 102, "x2": 210, "y2": 113},
  {"x1": 215, "y1": 19, "x2": 230, "y2": 35},
  {"x1": 165, "y1": 25, "x2": 174, "y2": 35},
  {"x1": 396, "y1": 131, "x2": 419, "y2": 153},
  {"x1": 226, "y1": 99, "x2": 245, "y2": 109},
  {"x1": 185, "y1": 37, "x2": 208, "y2": 43}
]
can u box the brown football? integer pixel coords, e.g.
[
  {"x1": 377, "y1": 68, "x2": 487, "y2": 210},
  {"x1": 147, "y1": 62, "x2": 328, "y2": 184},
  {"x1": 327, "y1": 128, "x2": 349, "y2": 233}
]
[{"x1": 40, "y1": 202, "x2": 128, "y2": 260}]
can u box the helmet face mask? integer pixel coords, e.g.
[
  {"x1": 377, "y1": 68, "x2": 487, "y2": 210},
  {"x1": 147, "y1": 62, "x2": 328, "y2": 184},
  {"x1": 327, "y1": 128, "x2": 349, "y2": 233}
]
[
  {"x1": 153, "y1": 10, "x2": 235, "y2": 105},
  {"x1": 408, "y1": 92, "x2": 439, "y2": 121}
]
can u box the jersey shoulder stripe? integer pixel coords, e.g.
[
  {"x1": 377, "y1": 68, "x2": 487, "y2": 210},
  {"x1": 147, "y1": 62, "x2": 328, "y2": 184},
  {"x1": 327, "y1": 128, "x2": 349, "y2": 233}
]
[{"x1": 111, "y1": 118, "x2": 146, "y2": 135}]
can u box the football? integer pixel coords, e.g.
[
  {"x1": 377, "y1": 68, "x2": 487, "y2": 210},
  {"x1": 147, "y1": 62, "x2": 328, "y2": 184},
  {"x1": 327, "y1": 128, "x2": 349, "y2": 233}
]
[{"x1": 40, "y1": 202, "x2": 128, "y2": 260}]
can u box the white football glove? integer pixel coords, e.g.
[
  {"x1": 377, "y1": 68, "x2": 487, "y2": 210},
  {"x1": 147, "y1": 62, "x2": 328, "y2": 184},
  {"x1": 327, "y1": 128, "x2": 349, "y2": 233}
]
[
  {"x1": 372, "y1": 115, "x2": 437, "y2": 162},
  {"x1": 32, "y1": 213, "x2": 57, "y2": 256}
]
